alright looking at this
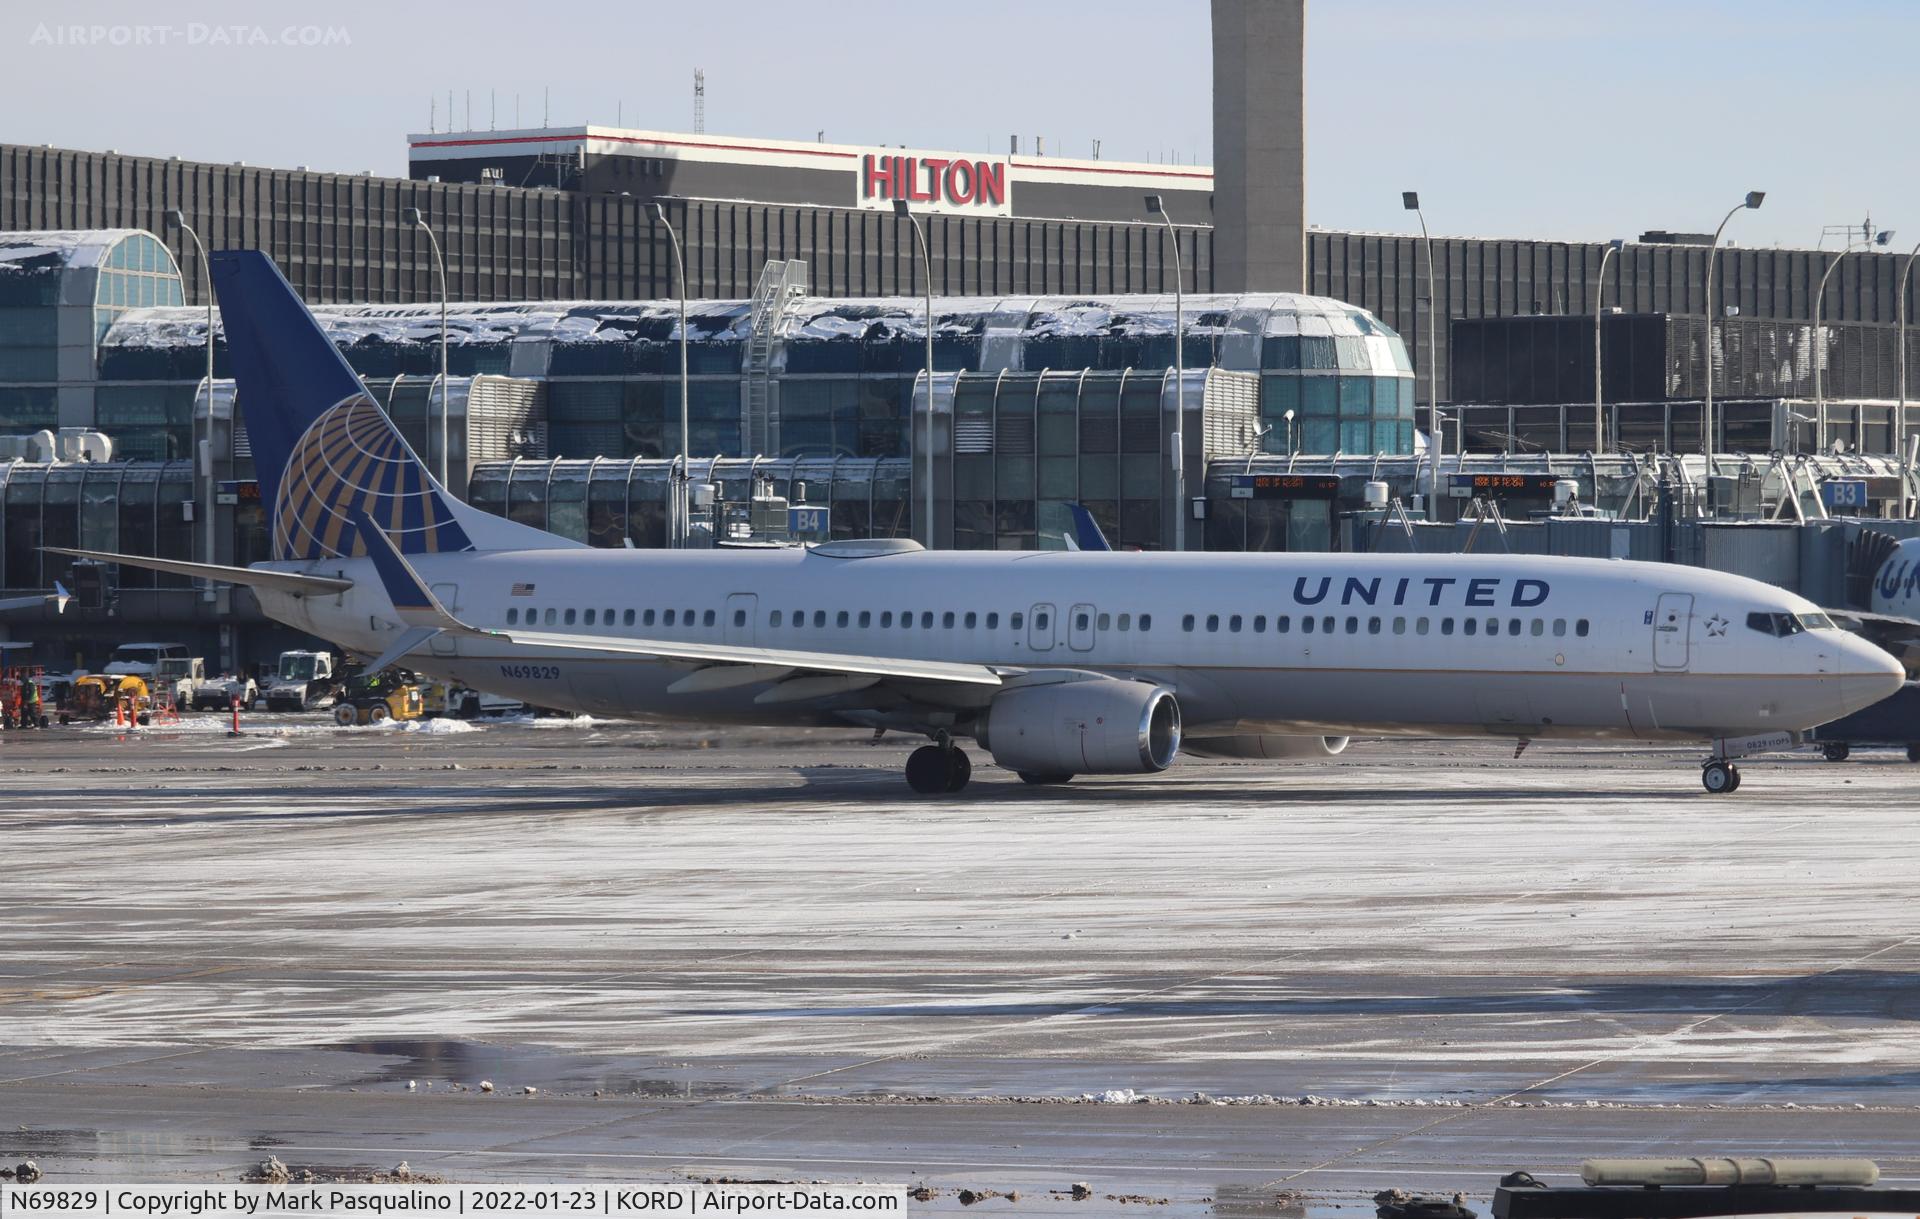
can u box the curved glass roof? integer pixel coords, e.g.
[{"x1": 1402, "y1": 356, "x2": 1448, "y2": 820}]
[{"x1": 101, "y1": 291, "x2": 1411, "y2": 377}]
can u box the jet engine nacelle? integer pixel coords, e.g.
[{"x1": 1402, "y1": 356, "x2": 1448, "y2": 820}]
[
  {"x1": 1183, "y1": 734, "x2": 1350, "y2": 760},
  {"x1": 975, "y1": 679, "x2": 1181, "y2": 775}
]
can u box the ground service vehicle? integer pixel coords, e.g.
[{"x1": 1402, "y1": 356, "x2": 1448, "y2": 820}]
[
  {"x1": 333, "y1": 668, "x2": 425, "y2": 726},
  {"x1": 191, "y1": 671, "x2": 259, "y2": 711},
  {"x1": 1812, "y1": 681, "x2": 1920, "y2": 762},
  {"x1": 0, "y1": 646, "x2": 48, "y2": 729},
  {"x1": 264, "y1": 650, "x2": 341, "y2": 711},
  {"x1": 150, "y1": 656, "x2": 206, "y2": 710},
  {"x1": 63, "y1": 673, "x2": 151, "y2": 724},
  {"x1": 102, "y1": 642, "x2": 190, "y2": 682}
]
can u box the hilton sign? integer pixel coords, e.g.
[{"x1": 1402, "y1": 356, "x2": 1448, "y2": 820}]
[{"x1": 857, "y1": 150, "x2": 1012, "y2": 217}]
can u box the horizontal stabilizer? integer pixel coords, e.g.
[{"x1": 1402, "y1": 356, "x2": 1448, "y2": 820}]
[{"x1": 45, "y1": 547, "x2": 353, "y2": 596}]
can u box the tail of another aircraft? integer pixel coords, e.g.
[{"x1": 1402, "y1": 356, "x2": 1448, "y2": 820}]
[{"x1": 209, "y1": 250, "x2": 574, "y2": 560}]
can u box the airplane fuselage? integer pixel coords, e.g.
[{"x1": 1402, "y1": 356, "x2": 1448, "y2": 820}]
[{"x1": 261, "y1": 546, "x2": 1885, "y2": 743}]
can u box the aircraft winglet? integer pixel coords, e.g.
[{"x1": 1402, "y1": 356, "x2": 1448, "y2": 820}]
[{"x1": 354, "y1": 512, "x2": 472, "y2": 634}]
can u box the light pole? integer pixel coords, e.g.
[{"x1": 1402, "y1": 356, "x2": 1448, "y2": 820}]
[
  {"x1": 1593, "y1": 238, "x2": 1625, "y2": 453},
  {"x1": 892, "y1": 199, "x2": 936, "y2": 549},
  {"x1": 1702, "y1": 191, "x2": 1764, "y2": 471},
  {"x1": 402, "y1": 207, "x2": 450, "y2": 485},
  {"x1": 1145, "y1": 195, "x2": 1186, "y2": 551},
  {"x1": 1284, "y1": 408, "x2": 1296, "y2": 455},
  {"x1": 1812, "y1": 229, "x2": 1893, "y2": 430},
  {"x1": 1402, "y1": 192, "x2": 1442, "y2": 507},
  {"x1": 165, "y1": 210, "x2": 216, "y2": 600},
  {"x1": 652, "y1": 203, "x2": 691, "y2": 548},
  {"x1": 1899, "y1": 238, "x2": 1920, "y2": 516}
]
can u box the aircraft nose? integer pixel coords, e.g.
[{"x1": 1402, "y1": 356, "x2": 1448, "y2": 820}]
[{"x1": 1836, "y1": 635, "x2": 1907, "y2": 717}]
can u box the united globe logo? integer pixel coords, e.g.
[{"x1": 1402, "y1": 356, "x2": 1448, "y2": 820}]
[{"x1": 272, "y1": 395, "x2": 472, "y2": 560}]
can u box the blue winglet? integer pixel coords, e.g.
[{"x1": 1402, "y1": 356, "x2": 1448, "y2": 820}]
[
  {"x1": 1067, "y1": 502, "x2": 1113, "y2": 552},
  {"x1": 354, "y1": 511, "x2": 456, "y2": 627}
]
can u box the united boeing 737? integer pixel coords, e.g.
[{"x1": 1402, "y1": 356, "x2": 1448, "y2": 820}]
[{"x1": 57, "y1": 252, "x2": 1904, "y2": 795}]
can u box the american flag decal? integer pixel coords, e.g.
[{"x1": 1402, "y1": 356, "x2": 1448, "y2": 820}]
[{"x1": 512, "y1": 582, "x2": 536, "y2": 597}]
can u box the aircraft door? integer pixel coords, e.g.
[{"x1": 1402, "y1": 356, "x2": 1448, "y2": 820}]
[
  {"x1": 1068, "y1": 602, "x2": 1096, "y2": 652},
  {"x1": 1652, "y1": 592, "x2": 1692, "y2": 670},
  {"x1": 430, "y1": 584, "x2": 459, "y2": 656},
  {"x1": 725, "y1": 593, "x2": 757, "y2": 646},
  {"x1": 1028, "y1": 603, "x2": 1056, "y2": 652}
]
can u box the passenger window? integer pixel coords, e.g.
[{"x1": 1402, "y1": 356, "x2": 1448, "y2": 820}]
[
  {"x1": 604, "y1": 608, "x2": 614, "y2": 625},
  {"x1": 642, "y1": 609, "x2": 655, "y2": 626},
  {"x1": 1530, "y1": 619, "x2": 1544, "y2": 636},
  {"x1": 1416, "y1": 617, "x2": 1429, "y2": 635},
  {"x1": 1095, "y1": 613, "x2": 1108, "y2": 630},
  {"x1": 1576, "y1": 619, "x2": 1590, "y2": 637},
  {"x1": 1206, "y1": 614, "x2": 1219, "y2": 633},
  {"x1": 771, "y1": 611, "x2": 783, "y2": 627},
  {"x1": 837, "y1": 611, "x2": 850, "y2": 628},
  {"x1": 1321, "y1": 616, "x2": 1334, "y2": 633},
  {"x1": 1076, "y1": 612, "x2": 1090, "y2": 631},
  {"x1": 1345, "y1": 617, "x2": 1359, "y2": 634},
  {"x1": 506, "y1": 608, "x2": 518, "y2": 625},
  {"x1": 922, "y1": 611, "x2": 934, "y2": 629},
  {"x1": 1253, "y1": 615, "x2": 1266, "y2": 633},
  {"x1": 987, "y1": 612, "x2": 999, "y2": 629},
  {"x1": 967, "y1": 612, "x2": 979, "y2": 628},
  {"x1": 1276, "y1": 614, "x2": 1290, "y2": 633},
  {"x1": 704, "y1": 610, "x2": 717, "y2": 627},
  {"x1": 859, "y1": 611, "x2": 871, "y2": 628},
  {"x1": 1463, "y1": 618, "x2": 1477, "y2": 636},
  {"x1": 814, "y1": 611, "x2": 827, "y2": 628},
  {"x1": 623, "y1": 609, "x2": 635, "y2": 626},
  {"x1": 565, "y1": 608, "x2": 578, "y2": 626},
  {"x1": 1139, "y1": 614, "x2": 1151, "y2": 631},
  {"x1": 1485, "y1": 617, "x2": 1499, "y2": 635},
  {"x1": 1553, "y1": 618, "x2": 1566, "y2": 636},
  {"x1": 1228, "y1": 614, "x2": 1242, "y2": 633},
  {"x1": 943, "y1": 612, "x2": 955, "y2": 628},
  {"x1": 1507, "y1": 618, "x2": 1521, "y2": 636},
  {"x1": 902, "y1": 611, "x2": 913, "y2": 629},
  {"x1": 1033, "y1": 611, "x2": 1047, "y2": 630},
  {"x1": 734, "y1": 609, "x2": 747, "y2": 627},
  {"x1": 792, "y1": 609, "x2": 804, "y2": 626},
  {"x1": 1183, "y1": 614, "x2": 1196, "y2": 632},
  {"x1": 663, "y1": 609, "x2": 676, "y2": 626},
  {"x1": 1392, "y1": 617, "x2": 1405, "y2": 635},
  {"x1": 684, "y1": 608, "x2": 695, "y2": 624},
  {"x1": 1303, "y1": 615, "x2": 1316, "y2": 635},
  {"x1": 1441, "y1": 618, "x2": 1454, "y2": 636},
  {"x1": 880, "y1": 611, "x2": 893, "y2": 627},
  {"x1": 1012, "y1": 612, "x2": 1024, "y2": 630},
  {"x1": 1367, "y1": 616, "x2": 1381, "y2": 634},
  {"x1": 584, "y1": 609, "x2": 596, "y2": 626}
]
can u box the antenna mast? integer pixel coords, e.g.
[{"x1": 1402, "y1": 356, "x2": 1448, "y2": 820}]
[{"x1": 693, "y1": 68, "x2": 706, "y2": 134}]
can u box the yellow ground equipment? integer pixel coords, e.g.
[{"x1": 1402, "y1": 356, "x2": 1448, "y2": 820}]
[
  {"x1": 332, "y1": 668, "x2": 425, "y2": 726},
  {"x1": 62, "y1": 673, "x2": 152, "y2": 725}
]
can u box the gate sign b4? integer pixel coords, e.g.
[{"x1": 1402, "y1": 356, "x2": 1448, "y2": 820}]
[{"x1": 788, "y1": 506, "x2": 829, "y2": 536}]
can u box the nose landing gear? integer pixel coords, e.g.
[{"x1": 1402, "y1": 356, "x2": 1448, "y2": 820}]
[{"x1": 905, "y1": 732, "x2": 972, "y2": 794}]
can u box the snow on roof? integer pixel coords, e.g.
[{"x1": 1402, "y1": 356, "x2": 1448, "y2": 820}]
[
  {"x1": 103, "y1": 291, "x2": 1402, "y2": 350},
  {"x1": 0, "y1": 229, "x2": 153, "y2": 275}
]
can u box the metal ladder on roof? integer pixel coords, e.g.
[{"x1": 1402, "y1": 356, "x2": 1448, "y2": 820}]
[{"x1": 744, "y1": 259, "x2": 808, "y2": 455}]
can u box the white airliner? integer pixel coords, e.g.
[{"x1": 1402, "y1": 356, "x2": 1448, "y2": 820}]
[
  {"x1": 57, "y1": 252, "x2": 1904, "y2": 795},
  {"x1": 1841, "y1": 530, "x2": 1920, "y2": 673}
]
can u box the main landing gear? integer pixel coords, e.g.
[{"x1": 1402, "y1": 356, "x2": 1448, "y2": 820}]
[
  {"x1": 1701, "y1": 759, "x2": 1742, "y2": 794},
  {"x1": 905, "y1": 733, "x2": 971, "y2": 795}
]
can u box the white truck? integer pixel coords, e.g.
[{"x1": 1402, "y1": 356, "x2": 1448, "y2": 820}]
[
  {"x1": 191, "y1": 670, "x2": 259, "y2": 712},
  {"x1": 149, "y1": 656, "x2": 206, "y2": 710},
  {"x1": 263, "y1": 650, "x2": 343, "y2": 712},
  {"x1": 102, "y1": 642, "x2": 190, "y2": 682}
]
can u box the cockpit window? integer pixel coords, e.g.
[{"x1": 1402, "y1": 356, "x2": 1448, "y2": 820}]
[
  {"x1": 1746, "y1": 611, "x2": 1803, "y2": 637},
  {"x1": 1795, "y1": 612, "x2": 1836, "y2": 631}
]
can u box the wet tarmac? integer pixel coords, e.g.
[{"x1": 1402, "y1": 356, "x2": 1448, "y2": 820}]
[{"x1": 3, "y1": 714, "x2": 1920, "y2": 1211}]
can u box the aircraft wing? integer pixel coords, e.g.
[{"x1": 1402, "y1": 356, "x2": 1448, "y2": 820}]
[
  {"x1": 45, "y1": 547, "x2": 355, "y2": 596},
  {"x1": 355, "y1": 514, "x2": 1007, "y2": 690},
  {"x1": 1829, "y1": 608, "x2": 1920, "y2": 674},
  {"x1": 0, "y1": 582, "x2": 69, "y2": 614}
]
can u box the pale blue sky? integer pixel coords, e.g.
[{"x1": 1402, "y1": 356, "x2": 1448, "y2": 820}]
[{"x1": 5, "y1": 0, "x2": 1912, "y2": 249}]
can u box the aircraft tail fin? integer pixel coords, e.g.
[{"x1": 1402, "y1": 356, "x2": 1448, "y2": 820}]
[
  {"x1": 208, "y1": 250, "x2": 578, "y2": 561},
  {"x1": 1066, "y1": 502, "x2": 1113, "y2": 552},
  {"x1": 1847, "y1": 528, "x2": 1904, "y2": 609}
]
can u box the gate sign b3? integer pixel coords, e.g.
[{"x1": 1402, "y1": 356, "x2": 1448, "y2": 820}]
[{"x1": 1821, "y1": 479, "x2": 1868, "y2": 511}]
